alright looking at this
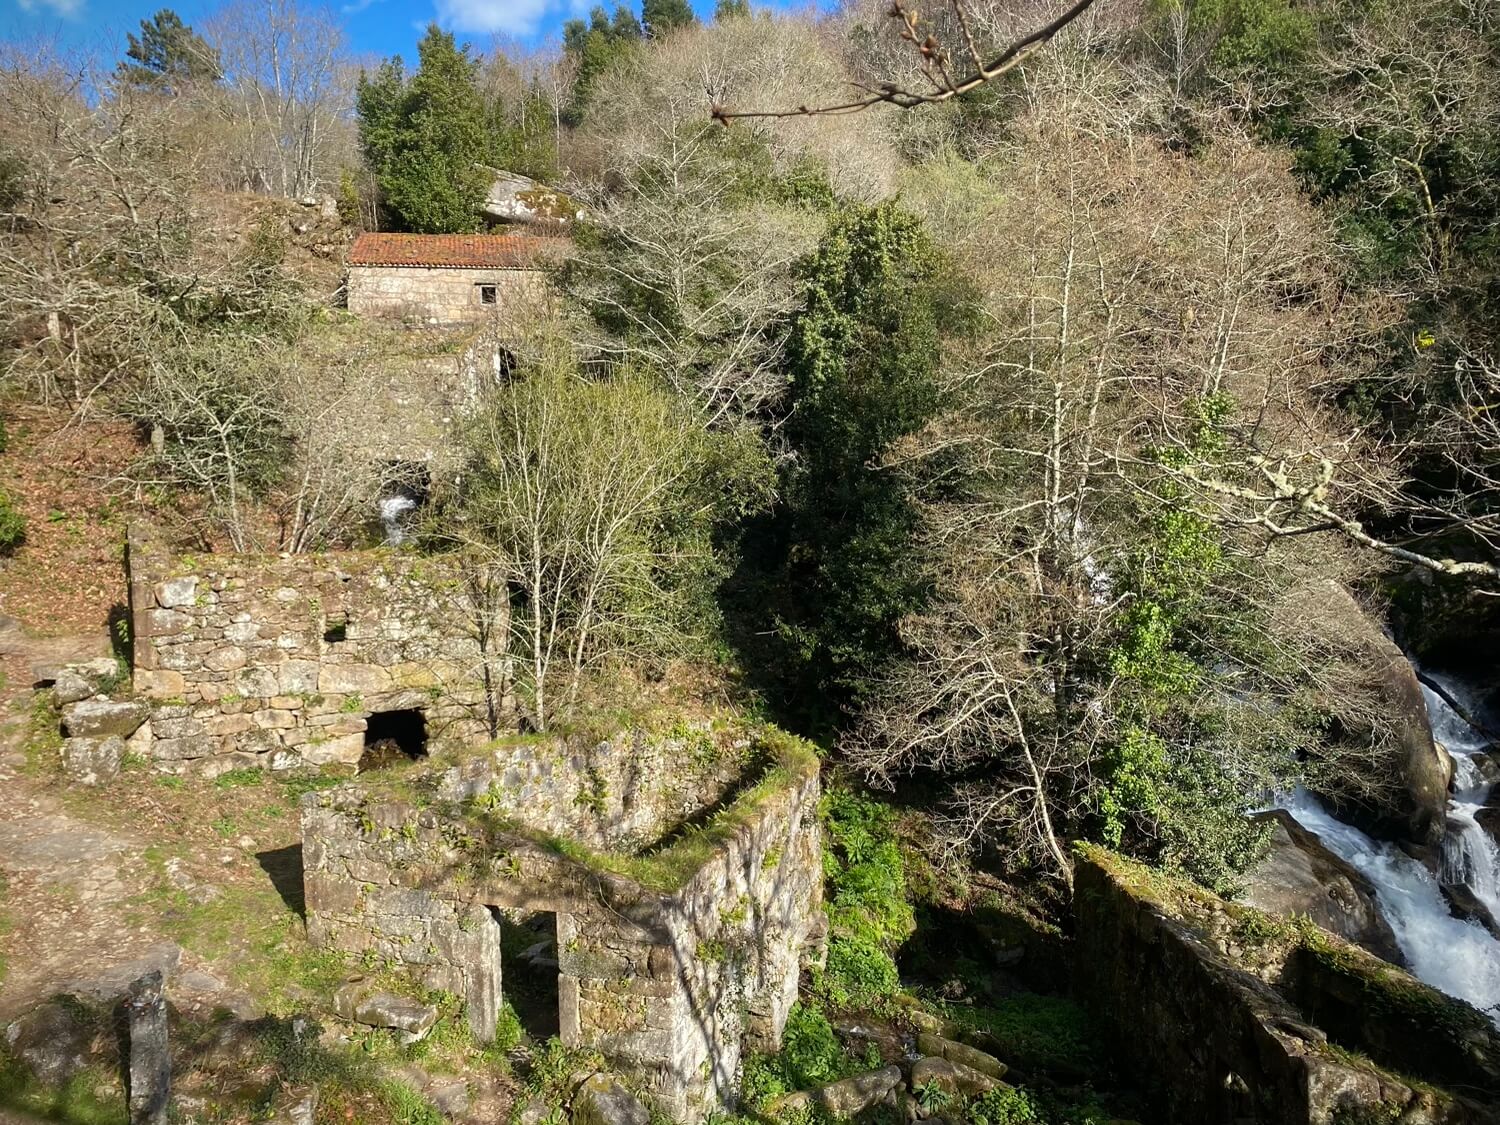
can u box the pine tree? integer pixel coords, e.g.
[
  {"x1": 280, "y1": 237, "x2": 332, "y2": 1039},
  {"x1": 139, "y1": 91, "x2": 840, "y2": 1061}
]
[
  {"x1": 117, "y1": 9, "x2": 221, "y2": 93},
  {"x1": 356, "y1": 26, "x2": 491, "y2": 234},
  {"x1": 715, "y1": 0, "x2": 752, "y2": 19},
  {"x1": 642, "y1": 0, "x2": 697, "y2": 37},
  {"x1": 561, "y1": 5, "x2": 643, "y2": 124}
]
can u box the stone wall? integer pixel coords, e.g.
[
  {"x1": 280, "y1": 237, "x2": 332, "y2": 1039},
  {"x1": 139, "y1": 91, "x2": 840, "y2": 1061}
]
[
  {"x1": 126, "y1": 523, "x2": 495, "y2": 775},
  {"x1": 301, "y1": 729, "x2": 823, "y2": 1121},
  {"x1": 428, "y1": 725, "x2": 759, "y2": 853},
  {"x1": 1073, "y1": 847, "x2": 1500, "y2": 1125},
  {"x1": 347, "y1": 264, "x2": 542, "y2": 325}
]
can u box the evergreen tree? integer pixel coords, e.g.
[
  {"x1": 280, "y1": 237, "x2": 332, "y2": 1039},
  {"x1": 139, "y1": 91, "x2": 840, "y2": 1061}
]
[
  {"x1": 117, "y1": 9, "x2": 221, "y2": 93},
  {"x1": 642, "y1": 0, "x2": 697, "y2": 37},
  {"x1": 356, "y1": 26, "x2": 491, "y2": 234},
  {"x1": 714, "y1": 0, "x2": 752, "y2": 18},
  {"x1": 562, "y1": 6, "x2": 643, "y2": 124},
  {"x1": 740, "y1": 203, "x2": 965, "y2": 727}
]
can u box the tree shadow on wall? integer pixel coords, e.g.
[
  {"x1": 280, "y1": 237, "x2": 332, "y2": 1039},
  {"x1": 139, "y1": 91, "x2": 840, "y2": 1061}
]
[{"x1": 257, "y1": 844, "x2": 305, "y2": 919}]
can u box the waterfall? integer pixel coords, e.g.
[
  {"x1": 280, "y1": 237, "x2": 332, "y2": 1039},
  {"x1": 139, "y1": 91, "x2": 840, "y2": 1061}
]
[
  {"x1": 1281, "y1": 670, "x2": 1500, "y2": 1023},
  {"x1": 1282, "y1": 789, "x2": 1500, "y2": 1021},
  {"x1": 378, "y1": 493, "x2": 418, "y2": 545}
]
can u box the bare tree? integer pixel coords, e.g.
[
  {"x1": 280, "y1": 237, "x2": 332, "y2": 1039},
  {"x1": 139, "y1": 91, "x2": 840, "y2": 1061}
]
[
  {"x1": 204, "y1": 0, "x2": 356, "y2": 199},
  {"x1": 847, "y1": 111, "x2": 1397, "y2": 888}
]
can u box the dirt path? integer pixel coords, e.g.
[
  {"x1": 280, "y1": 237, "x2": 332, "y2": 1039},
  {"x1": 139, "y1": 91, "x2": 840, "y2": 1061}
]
[{"x1": 0, "y1": 620, "x2": 262, "y2": 1025}]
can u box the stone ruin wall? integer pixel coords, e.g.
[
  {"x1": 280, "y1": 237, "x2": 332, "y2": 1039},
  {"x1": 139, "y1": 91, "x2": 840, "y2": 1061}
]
[
  {"x1": 300, "y1": 749, "x2": 823, "y2": 1121},
  {"x1": 126, "y1": 523, "x2": 494, "y2": 775},
  {"x1": 429, "y1": 726, "x2": 757, "y2": 853},
  {"x1": 347, "y1": 264, "x2": 543, "y2": 325}
]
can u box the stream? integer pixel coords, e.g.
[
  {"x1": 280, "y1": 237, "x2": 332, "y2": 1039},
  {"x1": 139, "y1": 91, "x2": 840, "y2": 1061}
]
[{"x1": 1281, "y1": 670, "x2": 1500, "y2": 1021}]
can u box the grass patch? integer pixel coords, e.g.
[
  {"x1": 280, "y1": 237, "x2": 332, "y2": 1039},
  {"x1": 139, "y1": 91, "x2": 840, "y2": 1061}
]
[
  {"x1": 213, "y1": 767, "x2": 266, "y2": 791},
  {"x1": 937, "y1": 994, "x2": 1104, "y2": 1081},
  {"x1": 0, "y1": 1051, "x2": 128, "y2": 1125},
  {"x1": 22, "y1": 692, "x2": 62, "y2": 776}
]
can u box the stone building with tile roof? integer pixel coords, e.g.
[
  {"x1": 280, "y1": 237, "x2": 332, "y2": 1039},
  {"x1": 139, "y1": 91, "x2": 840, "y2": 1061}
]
[{"x1": 346, "y1": 232, "x2": 560, "y2": 324}]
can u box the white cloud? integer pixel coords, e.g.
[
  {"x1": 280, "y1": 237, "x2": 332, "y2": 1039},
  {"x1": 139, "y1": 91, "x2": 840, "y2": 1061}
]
[
  {"x1": 433, "y1": 0, "x2": 558, "y2": 36},
  {"x1": 17, "y1": 0, "x2": 85, "y2": 17}
]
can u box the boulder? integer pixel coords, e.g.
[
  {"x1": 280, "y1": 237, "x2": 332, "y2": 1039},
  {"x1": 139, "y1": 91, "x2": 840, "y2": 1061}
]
[
  {"x1": 914, "y1": 1032, "x2": 1007, "y2": 1079},
  {"x1": 1241, "y1": 810, "x2": 1404, "y2": 965},
  {"x1": 572, "y1": 1074, "x2": 649, "y2": 1125},
  {"x1": 765, "y1": 1066, "x2": 906, "y2": 1119},
  {"x1": 268, "y1": 1085, "x2": 318, "y2": 1125},
  {"x1": 4, "y1": 998, "x2": 102, "y2": 1086},
  {"x1": 65, "y1": 942, "x2": 182, "y2": 1004},
  {"x1": 909, "y1": 1056, "x2": 1001, "y2": 1098},
  {"x1": 61, "y1": 735, "x2": 125, "y2": 786},
  {"x1": 332, "y1": 980, "x2": 437, "y2": 1043},
  {"x1": 62, "y1": 697, "x2": 149, "y2": 740},
  {"x1": 1292, "y1": 582, "x2": 1448, "y2": 847}
]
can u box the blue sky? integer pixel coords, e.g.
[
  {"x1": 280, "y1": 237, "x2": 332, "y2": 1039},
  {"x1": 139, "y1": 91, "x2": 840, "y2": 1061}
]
[{"x1": 0, "y1": 0, "x2": 797, "y2": 64}]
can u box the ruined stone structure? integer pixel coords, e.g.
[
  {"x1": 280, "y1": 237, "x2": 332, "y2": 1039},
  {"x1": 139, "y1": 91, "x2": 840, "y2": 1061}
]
[
  {"x1": 1074, "y1": 847, "x2": 1500, "y2": 1124},
  {"x1": 346, "y1": 232, "x2": 554, "y2": 325},
  {"x1": 126, "y1": 523, "x2": 496, "y2": 775},
  {"x1": 300, "y1": 724, "x2": 823, "y2": 1121}
]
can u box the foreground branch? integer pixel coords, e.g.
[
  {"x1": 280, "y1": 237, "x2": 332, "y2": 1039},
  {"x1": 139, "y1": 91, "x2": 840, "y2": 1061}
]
[{"x1": 712, "y1": 0, "x2": 1100, "y2": 123}]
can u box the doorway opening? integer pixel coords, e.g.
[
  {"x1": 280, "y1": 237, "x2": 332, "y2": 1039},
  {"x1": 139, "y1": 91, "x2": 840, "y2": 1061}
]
[
  {"x1": 492, "y1": 907, "x2": 560, "y2": 1040},
  {"x1": 359, "y1": 708, "x2": 427, "y2": 771}
]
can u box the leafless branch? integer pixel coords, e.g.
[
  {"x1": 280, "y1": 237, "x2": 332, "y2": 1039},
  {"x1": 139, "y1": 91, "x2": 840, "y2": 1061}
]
[{"x1": 711, "y1": 0, "x2": 1101, "y2": 123}]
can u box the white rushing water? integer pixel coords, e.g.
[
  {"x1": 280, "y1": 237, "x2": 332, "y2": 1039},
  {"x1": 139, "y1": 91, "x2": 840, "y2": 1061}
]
[
  {"x1": 1282, "y1": 788, "x2": 1500, "y2": 1018},
  {"x1": 1281, "y1": 671, "x2": 1500, "y2": 1021},
  {"x1": 378, "y1": 493, "x2": 417, "y2": 545}
]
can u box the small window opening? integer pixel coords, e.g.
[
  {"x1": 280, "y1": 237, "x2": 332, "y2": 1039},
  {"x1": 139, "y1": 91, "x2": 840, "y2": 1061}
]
[
  {"x1": 323, "y1": 616, "x2": 347, "y2": 644},
  {"x1": 359, "y1": 708, "x2": 428, "y2": 771},
  {"x1": 492, "y1": 907, "x2": 560, "y2": 1039},
  {"x1": 478, "y1": 283, "x2": 498, "y2": 306}
]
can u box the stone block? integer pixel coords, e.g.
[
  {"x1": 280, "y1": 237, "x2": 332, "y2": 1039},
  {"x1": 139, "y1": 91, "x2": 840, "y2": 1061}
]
[
  {"x1": 572, "y1": 1075, "x2": 649, "y2": 1125},
  {"x1": 135, "y1": 668, "x2": 187, "y2": 700},
  {"x1": 305, "y1": 872, "x2": 360, "y2": 914},
  {"x1": 318, "y1": 664, "x2": 392, "y2": 694},
  {"x1": 62, "y1": 698, "x2": 149, "y2": 739},
  {"x1": 61, "y1": 735, "x2": 124, "y2": 786},
  {"x1": 208, "y1": 713, "x2": 256, "y2": 736},
  {"x1": 154, "y1": 576, "x2": 198, "y2": 608},
  {"x1": 254, "y1": 709, "x2": 296, "y2": 730},
  {"x1": 201, "y1": 752, "x2": 264, "y2": 779},
  {"x1": 332, "y1": 980, "x2": 437, "y2": 1044},
  {"x1": 204, "y1": 646, "x2": 247, "y2": 672},
  {"x1": 224, "y1": 621, "x2": 263, "y2": 644},
  {"x1": 915, "y1": 1033, "x2": 1007, "y2": 1079},
  {"x1": 909, "y1": 1056, "x2": 1000, "y2": 1098},
  {"x1": 303, "y1": 733, "x2": 363, "y2": 766},
  {"x1": 234, "y1": 667, "x2": 280, "y2": 698},
  {"x1": 146, "y1": 607, "x2": 194, "y2": 634},
  {"x1": 152, "y1": 734, "x2": 220, "y2": 761},
  {"x1": 278, "y1": 661, "x2": 320, "y2": 694},
  {"x1": 126, "y1": 970, "x2": 171, "y2": 1125}
]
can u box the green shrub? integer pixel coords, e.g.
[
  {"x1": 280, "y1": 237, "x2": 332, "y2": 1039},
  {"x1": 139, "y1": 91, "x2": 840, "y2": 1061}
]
[
  {"x1": 0, "y1": 490, "x2": 24, "y2": 556},
  {"x1": 815, "y1": 934, "x2": 901, "y2": 1009},
  {"x1": 815, "y1": 785, "x2": 914, "y2": 1011},
  {"x1": 740, "y1": 1003, "x2": 867, "y2": 1110},
  {"x1": 969, "y1": 1087, "x2": 1045, "y2": 1125}
]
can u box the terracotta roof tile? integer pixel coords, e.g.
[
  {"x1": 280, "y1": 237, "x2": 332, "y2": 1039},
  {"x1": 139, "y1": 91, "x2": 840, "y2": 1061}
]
[{"x1": 349, "y1": 232, "x2": 556, "y2": 269}]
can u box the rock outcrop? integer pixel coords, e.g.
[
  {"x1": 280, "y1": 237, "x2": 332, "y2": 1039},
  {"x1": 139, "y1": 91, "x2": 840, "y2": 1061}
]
[
  {"x1": 1241, "y1": 810, "x2": 1403, "y2": 964},
  {"x1": 1290, "y1": 581, "x2": 1449, "y2": 847}
]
